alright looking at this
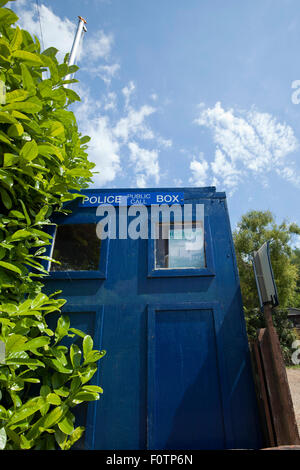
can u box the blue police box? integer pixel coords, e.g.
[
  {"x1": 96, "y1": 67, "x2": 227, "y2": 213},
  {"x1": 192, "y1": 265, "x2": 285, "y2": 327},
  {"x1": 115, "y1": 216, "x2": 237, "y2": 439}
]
[{"x1": 43, "y1": 186, "x2": 262, "y2": 450}]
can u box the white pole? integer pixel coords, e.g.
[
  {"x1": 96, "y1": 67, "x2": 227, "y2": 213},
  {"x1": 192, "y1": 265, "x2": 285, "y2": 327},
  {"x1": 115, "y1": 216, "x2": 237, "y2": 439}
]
[{"x1": 64, "y1": 16, "x2": 87, "y2": 87}]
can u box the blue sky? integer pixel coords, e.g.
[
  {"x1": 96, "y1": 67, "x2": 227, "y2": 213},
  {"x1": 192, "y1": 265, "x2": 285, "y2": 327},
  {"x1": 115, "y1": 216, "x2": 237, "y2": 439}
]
[{"x1": 11, "y1": 0, "x2": 300, "y2": 239}]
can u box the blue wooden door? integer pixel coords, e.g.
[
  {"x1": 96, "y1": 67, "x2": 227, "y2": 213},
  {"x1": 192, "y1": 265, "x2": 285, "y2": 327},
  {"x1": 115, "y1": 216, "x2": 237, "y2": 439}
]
[
  {"x1": 43, "y1": 187, "x2": 262, "y2": 450},
  {"x1": 148, "y1": 305, "x2": 226, "y2": 450}
]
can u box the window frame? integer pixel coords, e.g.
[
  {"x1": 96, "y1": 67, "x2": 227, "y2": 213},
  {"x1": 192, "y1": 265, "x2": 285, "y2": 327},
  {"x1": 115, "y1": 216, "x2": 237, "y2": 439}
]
[
  {"x1": 44, "y1": 222, "x2": 109, "y2": 280},
  {"x1": 147, "y1": 208, "x2": 215, "y2": 278}
]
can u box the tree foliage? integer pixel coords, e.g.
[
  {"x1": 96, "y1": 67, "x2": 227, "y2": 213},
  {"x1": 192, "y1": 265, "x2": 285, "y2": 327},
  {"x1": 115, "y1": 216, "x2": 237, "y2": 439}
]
[
  {"x1": 291, "y1": 248, "x2": 300, "y2": 308},
  {"x1": 0, "y1": 2, "x2": 105, "y2": 449},
  {"x1": 233, "y1": 210, "x2": 300, "y2": 363}
]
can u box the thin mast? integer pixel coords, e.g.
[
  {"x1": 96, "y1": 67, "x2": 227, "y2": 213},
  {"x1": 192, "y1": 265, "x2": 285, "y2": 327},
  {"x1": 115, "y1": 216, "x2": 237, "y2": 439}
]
[{"x1": 64, "y1": 16, "x2": 87, "y2": 87}]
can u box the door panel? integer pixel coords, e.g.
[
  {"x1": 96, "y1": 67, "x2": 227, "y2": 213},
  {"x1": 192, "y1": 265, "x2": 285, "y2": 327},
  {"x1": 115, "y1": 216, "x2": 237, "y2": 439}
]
[{"x1": 147, "y1": 304, "x2": 226, "y2": 450}]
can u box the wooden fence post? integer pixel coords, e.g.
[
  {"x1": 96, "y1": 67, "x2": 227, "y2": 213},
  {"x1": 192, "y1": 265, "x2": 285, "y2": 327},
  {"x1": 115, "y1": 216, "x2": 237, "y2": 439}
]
[{"x1": 260, "y1": 303, "x2": 300, "y2": 446}]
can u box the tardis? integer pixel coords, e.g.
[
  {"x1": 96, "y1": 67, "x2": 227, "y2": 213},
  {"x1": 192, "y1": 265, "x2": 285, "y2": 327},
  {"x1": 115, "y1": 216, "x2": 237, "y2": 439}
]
[{"x1": 43, "y1": 186, "x2": 262, "y2": 450}]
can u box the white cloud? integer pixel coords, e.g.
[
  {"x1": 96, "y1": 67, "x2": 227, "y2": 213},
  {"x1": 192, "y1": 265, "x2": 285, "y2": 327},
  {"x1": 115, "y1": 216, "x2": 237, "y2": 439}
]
[
  {"x1": 84, "y1": 30, "x2": 113, "y2": 61},
  {"x1": 73, "y1": 86, "x2": 101, "y2": 121},
  {"x1": 75, "y1": 88, "x2": 121, "y2": 185},
  {"x1": 128, "y1": 142, "x2": 160, "y2": 187},
  {"x1": 276, "y1": 166, "x2": 300, "y2": 186},
  {"x1": 86, "y1": 63, "x2": 120, "y2": 85},
  {"x1": 103, "y1": 92, "x2": 117, "y2": 111},
  {"x1": 189, "y1": 154, "x2": 209, "y2": 186},
  {"x1": 173, "y1": 178, "x2": 183, "y2": 187},
  {"x1": 122, "y1": 81, "x2": 135, "y2": 108},
  {"x1": 193, "y1": 102, "x2": 299, "y2": 193},
  {"x1": 74, "y1": 87, "x2": 164, "y2": 187},
  {"x1": 114, "y1": 105, "x2": 156, "y2": 142},
  {"x1": 210, "y1": 148, "x2": 241, "y2": 189},
  {"x1": 85, "y1": 116, "x2": 121, "y2": 186},
  {"x1": 157, "y1": 137, "x2": 172, "y2": 148}
]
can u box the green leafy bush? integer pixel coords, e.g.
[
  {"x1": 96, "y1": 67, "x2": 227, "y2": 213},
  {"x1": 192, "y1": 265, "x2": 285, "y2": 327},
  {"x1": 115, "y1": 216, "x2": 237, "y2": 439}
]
[{"x1": 0, "y1": 2, "x2": 105, "y2": 449}]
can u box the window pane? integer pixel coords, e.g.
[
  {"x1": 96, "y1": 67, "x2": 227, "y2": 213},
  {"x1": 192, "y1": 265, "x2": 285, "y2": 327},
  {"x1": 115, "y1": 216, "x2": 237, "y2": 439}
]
[
  {"x1": 50, "y1": 224, "x2": 101, "y2": 272},
  {"x1": 155, "y1": 223, "x2": 206, "y2": 269}
]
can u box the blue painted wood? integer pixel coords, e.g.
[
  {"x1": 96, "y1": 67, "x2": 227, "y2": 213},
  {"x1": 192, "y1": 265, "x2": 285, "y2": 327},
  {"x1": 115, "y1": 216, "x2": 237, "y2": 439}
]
[
  {"x1": 147, "y1": 303, "x2": 230, "y2": 450},
  {"x1": 43, "y1": 186, "x2": 263, "y2": 450}
]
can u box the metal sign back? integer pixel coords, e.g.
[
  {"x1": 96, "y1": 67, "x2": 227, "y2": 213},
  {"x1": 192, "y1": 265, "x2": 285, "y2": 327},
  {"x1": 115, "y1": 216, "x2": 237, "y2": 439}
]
[{"x1": 252, "y1": 241, "x2": 279, "y2": 310}]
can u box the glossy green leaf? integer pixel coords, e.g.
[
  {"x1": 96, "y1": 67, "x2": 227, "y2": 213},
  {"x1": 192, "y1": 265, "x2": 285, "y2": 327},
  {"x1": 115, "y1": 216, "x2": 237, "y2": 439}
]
[
  {"x1": 69, "y1": 327, "x2": 86, "y2": 339},
  {"x1": 54, "y1": 427, "x2": 68, "y2": 449},
  {"x1": 0, "y1": 169, "x2": 13, "y2": 187},
  {"x1": 7, "y1": 122, "x2": 24, "y2": 138},
  {"x1": 11, "y1": 26, "x2": 23, "y2": 51},
  {"x1": 5, "y1": 358, "x2": 45, "y2": 368},
  {"x1": 57, "y1": 413, "x2": 74, "y2": 435},
  {"x1": 53, "y1": 386, "x2": 69, "y2": 398},
  {"x1": 9, "y1": 400, "x2": 42, "y2": 424},
  {"x1": 30, "y1": 293, "x2": 48, "y2": 309},
  {"x1": 51, "y1": 372, "x2": 68, "y2": 390},
  {"x1": 11, "y1": 110, "x2": 30, "y2": 120},
  {"x1": 65, "y1": 88, "x2": 81, "y2": 102},
  {"x1": 12, "y1": 336, "x2": 50, "y2": 352},
  {"x1": 19, "y1": 435, "x2": 32, "y2": 449},
  {"x1": 0, "y1": 261, "x2": 21, "y2": 275},
  {"x1": 0, "y1": 7, "x2": 18, "y2": 25},
  {"x1": 46, "y1": 393, "x2": 61, "y2": 405},
  {"x1": 20, "y1": 140, "x2": 38, "y2": 161},
  {"x1": 42, "y1": 406, "x2": 64, "y2": 428},
  {"x1": 55, "y1": 315, "x2": 70, "y2": 341},
  {"x1": 3, "y1": 153, "x2": 19, "y2": 167},
  {"x1": 12, "y1": 50, "x2": 43, "y2": 65},
  {"x1": 84, "y1": 349, "x2": 106, "y2": 364},
  {"x1": 80, "y1": 136, "x2": 91, "y2": 145},
  {"x1": 0, "y1": 111, "x2": 18, "y2": 124},
  {"x1": 20, "y1": 63, "x2": 35, "y2": 93},
  {"x1": 0, "y1": 302, "x2": 18, "y2": 314},
  {"x1": 63, "y1": 427, "x2": 85, "y2": 451},
  {"x1": 70, "y1": 343, "x2": 81, "y2": 368},
  {"x1": 2, "y1": 100, "x2": 42, "y2": 113},
  {"x1": 83, "y1": 335, "x2": 93, "y2": 360},
  {"x1": 82, "y1": 385, "x2": 103, "y2": 394},
  {"x1": 11, "y1": 229, "x2": 32, "y2": 240},
  {"x1": 6, "y1": 89, "x2": 29, "y2": 103},
  {"x1": 6, "y1": 334, "x2": 27, "y2": 353},
  {"x1": 78, "y1": 364, "x2": 98, "y2": 384},
  {"x1": 0, "y1": 131, "x2": 12, "y2": 145},
  {"x1": 44, "y1": 357, "x2": 72, "y2": 374},
  {"x1": 0, "y1": 187, "x2": 12, "y2": 210},
  {"x1": 73, "y1": 391, "x2": 100, "y2": 401}
]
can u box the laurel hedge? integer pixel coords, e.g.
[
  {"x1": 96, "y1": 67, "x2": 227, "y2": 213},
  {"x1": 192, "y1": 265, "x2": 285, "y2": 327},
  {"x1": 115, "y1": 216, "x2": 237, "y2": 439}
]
[{"x1": 0, "y1": 1, "x2": 105, "y2": 450}]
